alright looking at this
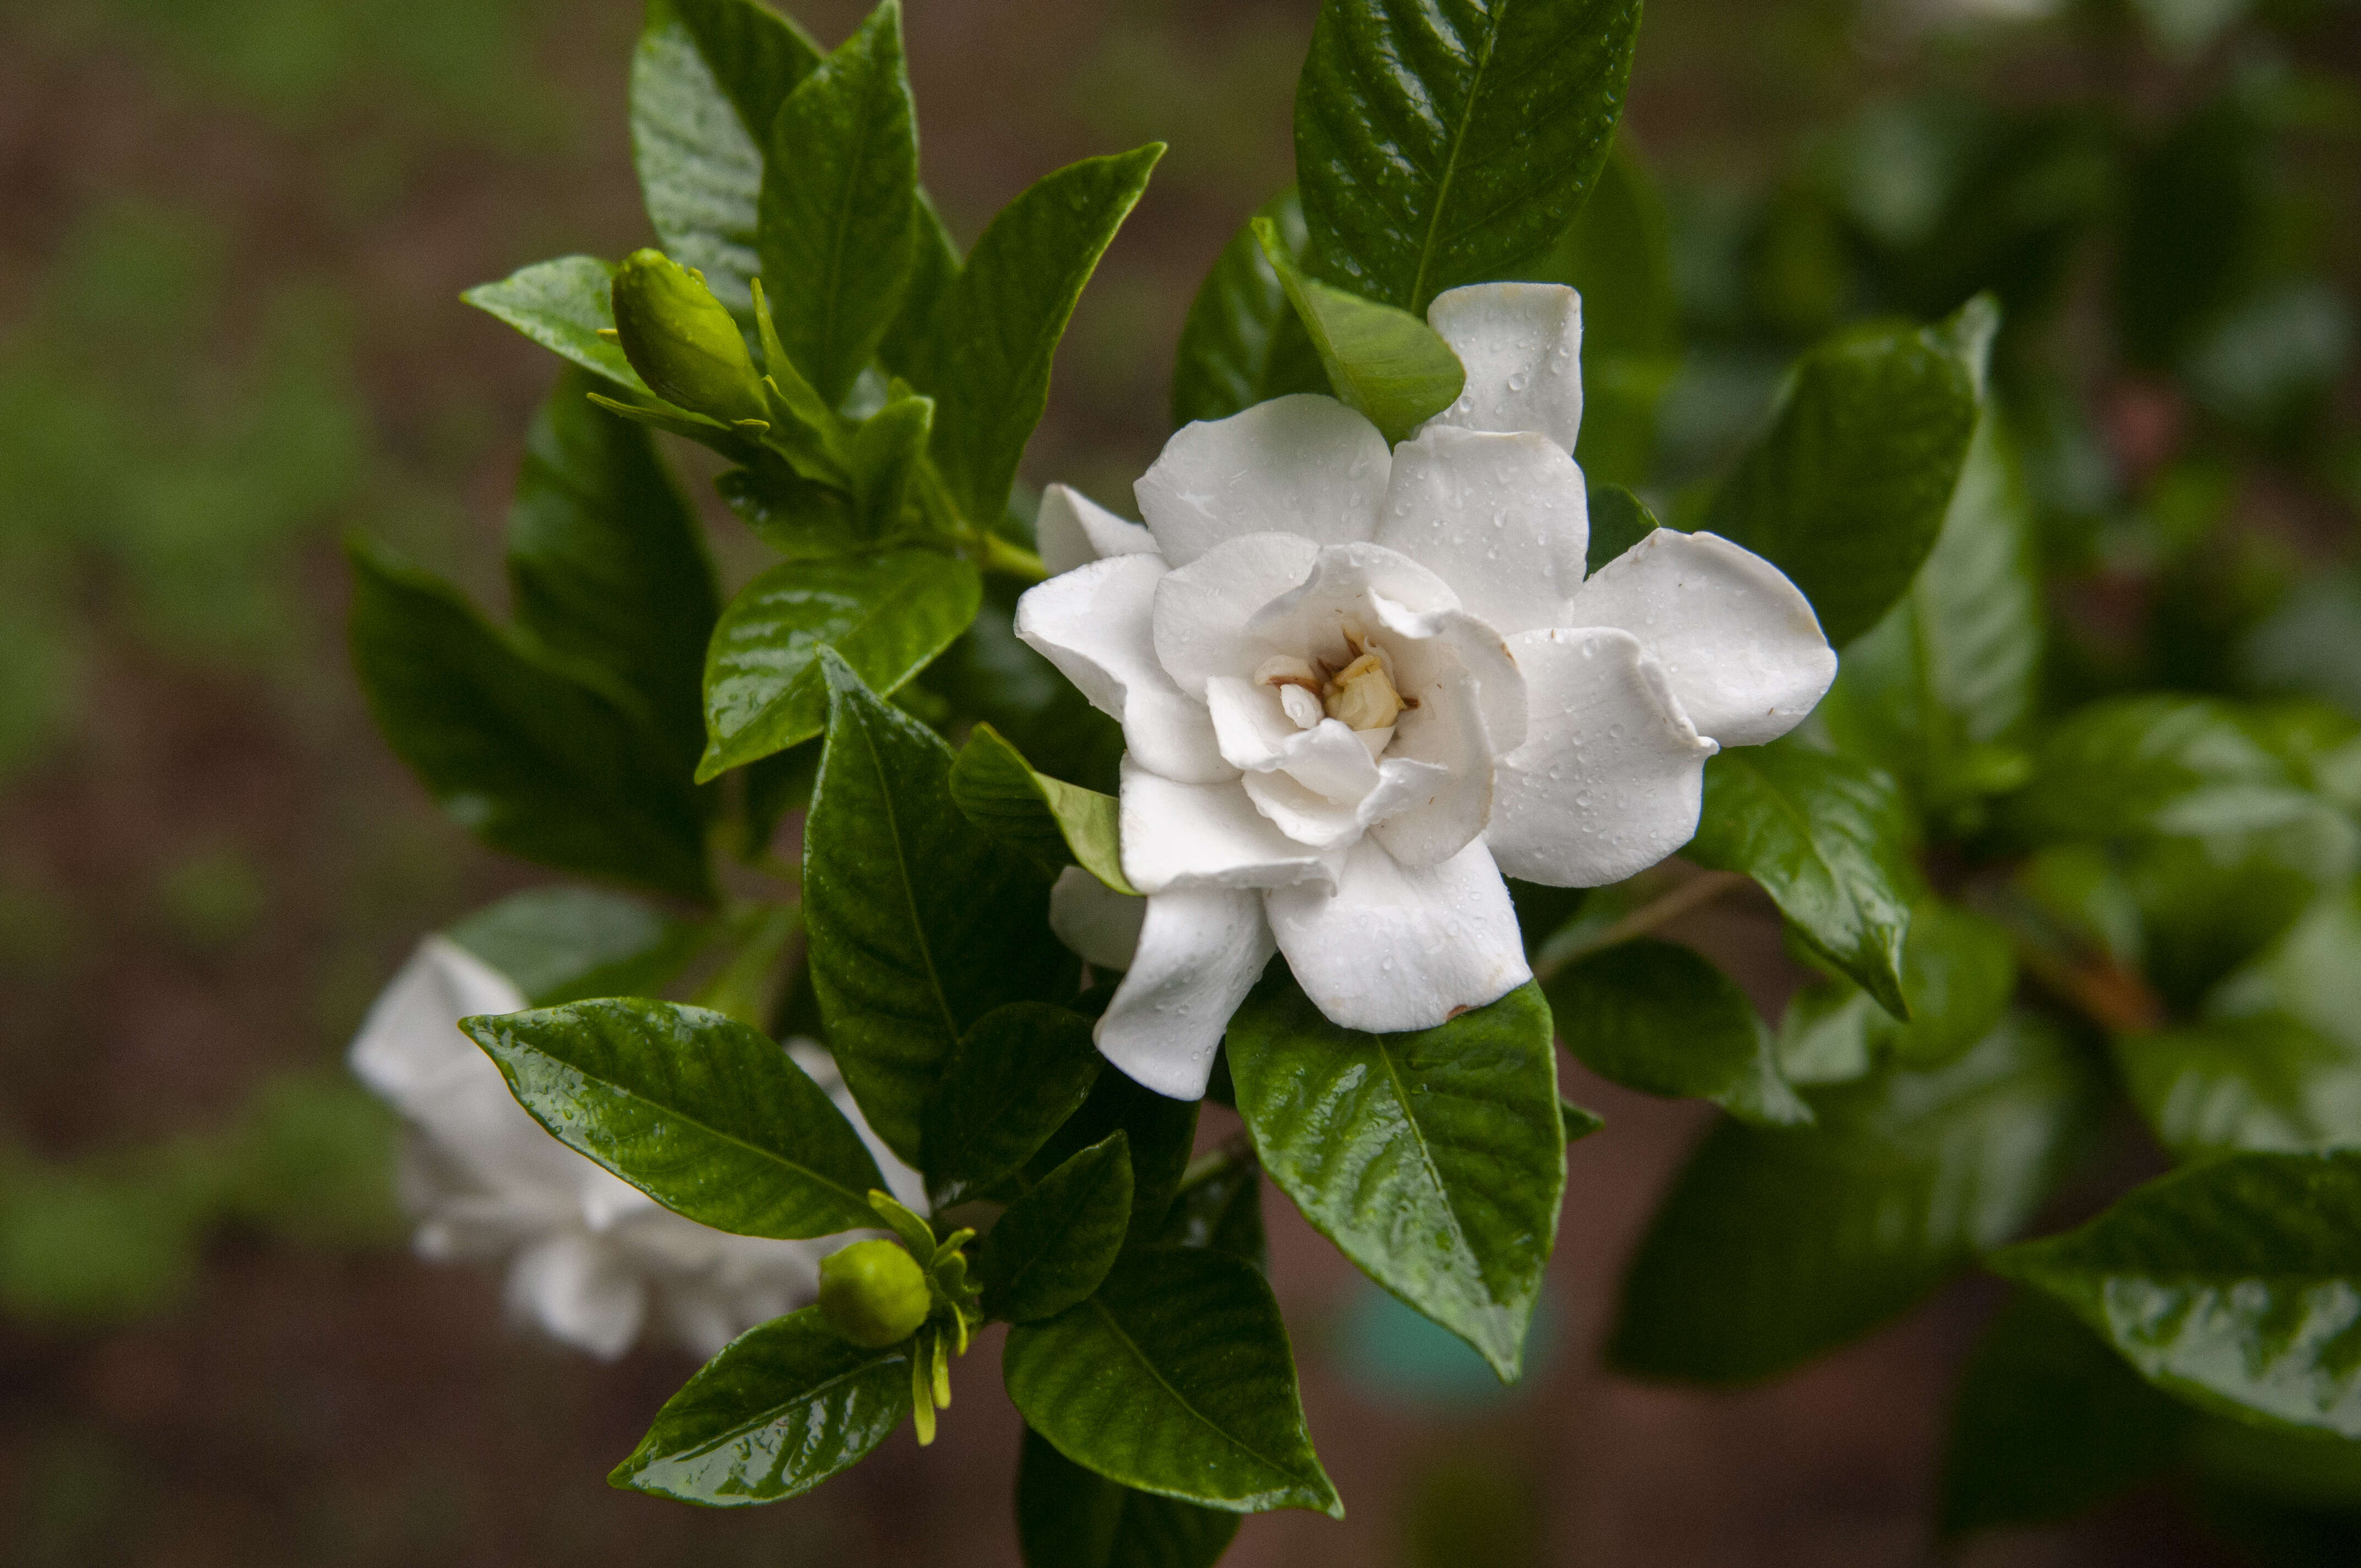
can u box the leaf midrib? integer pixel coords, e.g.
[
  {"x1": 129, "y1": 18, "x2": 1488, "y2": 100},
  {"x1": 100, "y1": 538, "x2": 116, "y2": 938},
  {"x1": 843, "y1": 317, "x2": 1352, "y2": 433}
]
[
  {"x1": 1081, "y1": 1294, "x2": 1323, "y2": 1498},
  {"x1": 712, "y1": 558, "x2": 949, "y2": 760},
  {"x1": 665, "y1": 1354, "x2": 904, "y2": 1464},
  {"x1": 1403, "y1": 2, "x2": 1511, "y2": 311},
  {"x1": 846, "y1": 699, "x2": 964, "y2": 1046}
]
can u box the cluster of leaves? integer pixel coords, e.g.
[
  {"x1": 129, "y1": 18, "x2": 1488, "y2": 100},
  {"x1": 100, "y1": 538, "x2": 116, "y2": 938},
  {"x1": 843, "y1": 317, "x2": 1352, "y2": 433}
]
[{"x1": 345, "y1": 0, "x2": 2361, "y2": 1561}]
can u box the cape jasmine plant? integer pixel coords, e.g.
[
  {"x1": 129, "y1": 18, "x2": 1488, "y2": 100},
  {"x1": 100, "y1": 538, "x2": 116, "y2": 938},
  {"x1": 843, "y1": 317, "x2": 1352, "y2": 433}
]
[{"x1": 342, "y1": 0, "x2": 2361, "y2": 1559}]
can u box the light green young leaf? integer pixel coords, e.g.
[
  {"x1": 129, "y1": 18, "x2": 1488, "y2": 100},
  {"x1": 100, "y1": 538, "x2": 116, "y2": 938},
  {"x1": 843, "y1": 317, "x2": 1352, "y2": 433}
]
[
  {"x1": 1702, "y1": 298, "x2": 1992, "y2": 646},
  {"x1": 1561, "y1": 1099, "x2": 1606, "y2": 1142},
  {"x1": 1015, "y1": 1427, "x2": 1240, "y2": 1568},
  {"x1": 1294, "y1": 0, "x2": 1644, "y2": 311},
  {"x1": 923, "y1": 1001, "x2": 1104, "y2": 1204},
  {"x1": 920, "y1": 145, "x2": 1164, "y2": 524},
  {"x1": 444, "y1": 886, "x2": 708, "y2": 1007},
  {"x1": 757, "y1": 0, "x2": 919, "y2": 406},
  {"x1": 1252, "y1": 217, "x2": 1464, "y2": 444},
  {"x1": 1003, "y1": 1247, "x2": 1340, "y2": 1517},
  {"x1": 1171, "y1": 190, "x2": 1329, "y2": 428},
  {"x1": 803, "y1": 654, "x2": 1077, "y2": 1163},
  {"x1": 346, "y1": 539, "x2": 712, "y2": 903},
  {"x1": 978, "y1": 1132, "x2": 1132, "y2": 1324},
  {"x1": 610, "y1": 1306, "x2": 908, "y2": 1504},
  {"x1": 1993, "y1": 1151, "x2": 2361, "y2": 1439},
  {"x1": 630, "y1": 0, "x2": 822, "y2": 318},
  {"x1": 462, "y1": 257, "x2": 649, "y2": 394},
  {"x1": 508, "y1": 368, "x2": 719, "y2": 775},
  {"x1": 847, "y1": 390, "x2": 934, "y2": 534},
  {"x1": 1612, "y1": 1015, "x2": 2099, "y2": 1385},
  {"x1": 949, "y1": 725, "x2": 1133, "y2": 893},
  {"x1": 1226, "y1": 974, "x2": 1563, "y2": 1381},
  {"x1": 1684, "y1": 739, "x2": 1919, "y2": 1018},
  {"x1": 461, "y1": 999, "x2": 884, "y2": 1238},
  {"x1": 698, "y1": 547, "x2": 981, "y2": 779},
  {"x1": 1547, "y1": 939, "x2": 1810, "y2": 1127}
]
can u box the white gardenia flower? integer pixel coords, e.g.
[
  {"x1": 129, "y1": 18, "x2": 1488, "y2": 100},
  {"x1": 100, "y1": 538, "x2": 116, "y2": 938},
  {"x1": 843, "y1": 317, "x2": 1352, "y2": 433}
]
[
  {"x1": 349, "y1": 937, "x2": 923, "y2": 1360},
  {"x1": 1018, "y1": 282, "x2": 1837, "y2": 1100}
]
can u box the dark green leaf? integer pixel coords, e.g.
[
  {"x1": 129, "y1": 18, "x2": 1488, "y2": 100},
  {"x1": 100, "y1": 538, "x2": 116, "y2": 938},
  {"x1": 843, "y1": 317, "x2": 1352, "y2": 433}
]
[
  {"x1": 924, "y1": 1001, "x2": 1104, "y2": 1203},
  {"x1": 1016, "y1": 1425, "x2": 1241, "y2": 1568},
  {"x1": 1227, "y1": 974, "x2": 1563, "y2": 1380},
  {"x1": 1156, "y1": 1150, "x2": 1267, "y2": 1270},
  {"x1": 2118, "y1": 1017, "x2": 2361, "y2": 1164},
  {"x1": 346, "y1": 538, "x2": 711, "y2": 903},
  {"x1": 508, "y1": 368, "x2": 718, "y2": 774},
  {"x1": 877, "y1": 192, "x2": 961, "y2": 385},
  {"x1": 1294, "y1": 0, "x2": 1644, "y2": 311},
  {"x1": 1702, "y1": 301, "x2": 1989, "y2": 646},
  {"x1": 444, "y1": 886, "x2": 708, "y2": 1006},
  {"x1": 1684, "y1": 740, "x2": 1918, "y2": 1018},
  {"x1": 630, "y1": 0, "x2": 822, "y2": 318},
  {"x1": 921, "y1": 145, "x2": 1163, "y2": 523},
  {"x1": 980, "y1": 1133, "x2": 1132, "y2": 1322},
  {"x1": 610, "y1": 1306, "x2": 907, "y2": 1504},
  {"x1": 1547, "y1": 939, "x2": 1809, "y2": 1127},
  {"x1": 1779, "y1": 899, "x2": 2019, "y2": 1085},
  {"x1": 1560, "y1": 1099, "x2": 1605, "y2": 1142},
  {"x1": 926, "y1": 578, "x2": 1125, "y2": 794},
  {"x1": 1612, "y1": 1014, "x2": 2099, "y2": 1385},
  {"x1": 1994, "y1": 1151, "x2": 2361, "y2": 1438},
  {"x1": 757, "y1": 0, "x2": 919, "y2": 406},
  {"x1": 1583, "y1": 483, "x2": 1657, "y2": 578},
  {"x1": 1171, "y1": 190, "x2": 1329, "y2": 428},
  {"x1": 1253, "y1": 217, "x2": 1462, "y2": 444},
  {"x1": 463, "y1": 257, "x2": 649, "y2": 393},
  {"x1": 715, "y1": 464, "x2": 868, "y2": 561},
  {"x1": 698, "y1": 548, "x2": 982, "y2": 779},
  {"x1": 847, "y1": 391, "x2": 935, "y2": 533},
  {"x1": 2009, "y1": 695, "x2": 2335, "y2": 845},
  {"x1": 1939, "y1": 1289, "x2": 2188, "y2": 1537},
  {"x1": 461, "y1": 999, "x2": 884, "y2": 1238},
  {"x1": 1003, "y1": 1247, "x2": 1340, "y2": 1516},
  {"x1": 804, "y1": 654, "x2": 1076, "y2": 1163},
  {"x1": 1027, "y1": 1065, "x2": 1199, "y2": 1249},
  {"x1": 950, "y1": 725, "x2": 1133, "y2": 893}
]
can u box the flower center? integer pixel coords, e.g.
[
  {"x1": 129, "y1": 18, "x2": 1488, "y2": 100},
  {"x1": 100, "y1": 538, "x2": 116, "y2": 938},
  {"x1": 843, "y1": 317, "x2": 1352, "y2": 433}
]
[{"x1": 1254, "y1": 622, "x2": 1414, "y2": 740}]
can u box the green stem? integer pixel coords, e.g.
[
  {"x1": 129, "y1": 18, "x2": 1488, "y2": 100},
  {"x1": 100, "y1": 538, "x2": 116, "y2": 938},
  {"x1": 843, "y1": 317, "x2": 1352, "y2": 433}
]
[
  {"x1": 978, "y1": 531, "x2": 1048, "y2": 582},
  {"x1": 1532, "y1": 869, "x2": 1751, "y2": 982}
]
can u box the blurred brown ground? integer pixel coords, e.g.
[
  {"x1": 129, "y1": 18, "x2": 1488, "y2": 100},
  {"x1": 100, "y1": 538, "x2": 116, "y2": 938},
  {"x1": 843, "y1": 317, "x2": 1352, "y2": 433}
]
[{"x1": 0, "y1": 0, "x2": 2264, "y2": 1562}]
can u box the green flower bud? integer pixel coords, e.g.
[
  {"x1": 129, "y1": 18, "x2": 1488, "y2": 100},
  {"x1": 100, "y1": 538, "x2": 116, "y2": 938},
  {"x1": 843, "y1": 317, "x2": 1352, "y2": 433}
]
[
  {"x1": 817, "y1": 1239, "x2": 931, "y2": 1348},
  {"x1": 608, "y1": 249, "x2": 767, "y2": 426}
]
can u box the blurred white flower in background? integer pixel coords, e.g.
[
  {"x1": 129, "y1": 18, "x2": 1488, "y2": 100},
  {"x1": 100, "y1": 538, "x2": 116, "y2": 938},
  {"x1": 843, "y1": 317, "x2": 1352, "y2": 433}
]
[
  {"x1": 1019, "y1": 281, "x2": 1836, "y2": 1101},
  {"x1": 350, "y1": 937, "x2": 921, "y2": 1359}
]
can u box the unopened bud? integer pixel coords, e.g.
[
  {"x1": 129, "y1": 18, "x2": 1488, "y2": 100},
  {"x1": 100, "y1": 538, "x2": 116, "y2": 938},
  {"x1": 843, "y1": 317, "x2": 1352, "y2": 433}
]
[
  {"x1": 609, "y1": 249, "x2": 766, "y2": 426},
  {"x1": 818, "y1": 1239, "x2": 931, "y2": 1348}
]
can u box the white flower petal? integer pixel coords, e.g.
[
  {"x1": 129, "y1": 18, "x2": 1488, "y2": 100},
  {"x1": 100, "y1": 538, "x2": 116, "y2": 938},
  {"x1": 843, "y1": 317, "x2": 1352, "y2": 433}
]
[
  {"x1": 1015, "y1": 553, "x2": 1234, "y2": 785},
  {"x1": 1205, "y1": 678, "x2": 1380, "y2": 802},
  {"x1": 1374, "y1": 426, "x2": 1589, "y2": 636},
  {"x1": 1136, "y1": 394, "x2": 1391, "y2": 568},
  {"x1": 505, "y1": 1233, "x2": 647, "y2": 1360},
  {"x1": 1487, "y1": 627, "x2": 1720, "y2": 887},
  {"x1": 1118, "y1": 759, "x2": 1339, "y2": 895},
  {"x1": 1375, "y1": 598, "x2": 1528, "y2": 757},
  {"x1": 1049, "y1": 864, "x2": 1148, "y2": 970},
  {"x1": 1421, "y1": 282, "x2": 1585, "y2": 451},
  {"x1": 1036, "y1": 482, "x2": 1158, "y2": 577},
  {"x1": 1243, "y1": 755, "x2": 1447, "y2": 852},
  {"x1": 1150, "y1": 531, "x2": 1323, "y2": 697},
  {"x1": 1240, "y1": 541, "x2": 1461, "y2": 655},
  {"x1": 1369, "y1": 658, "x2": 1496, "y2": 868},
  {"x1": 1563, "y1": 529, "x2": 1838, "y2": 747},
  {"x1": 1265, "y1": 837, "x2": 1531, "y2": 1035},
  {"x1": 1095, "y1": 887, "x2": 1276, "y2": 1101}
]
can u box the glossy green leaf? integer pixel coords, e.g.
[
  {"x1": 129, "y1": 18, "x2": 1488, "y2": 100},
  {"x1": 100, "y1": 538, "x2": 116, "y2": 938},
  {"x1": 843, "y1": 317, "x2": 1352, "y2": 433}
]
[
  {"x1": 1253, "y1": 217, "x2": 1463, "y2": 444},
  {"x1": 846, "y1": 390, "x2": 935, "y2": 533},
  {"x1": 611, "y1": 1305, "x2": 908, "y2": 1504},
  {"x1": 1702, "y1": 300, "x2": 1990, "y2": 646},
  {"x1": 1156, "y1": 1150, "x2": 1267, "y2": 1270},
  {"x1": 346, "y1": 539, "x2": 711, "y2": 903},
  {"x1": 1939, "y1": 1289, "x2": 2188, "y2": 1537},
  {"x1": 803, "y1": 654, "x2": 1076, "y2": 1163},
  {"x1": 630, "y1": 0, "x2": 822, "y2": 318},
  {"x1": 444, "y1": 886, "x2": 708, "y2": 1006},
  {"x1": 461, "y1": 999, "x2": 883, "y2": 1238},
  {"x1": 698, "y1": 548, "x2": 981, "y2": 780},
  {"x1": 921, "y1": 145, "x2": 1163, "y2": 523},
  {"x1": 1778, "y1": 898, "x2": 2019, "y2": 1086},
  {"x1": 1226, "y1": 974, "x2": 1563, "y2": 1380},
  {"x1": 1003, "y1": 1247, "x2": 1340, "y2": 1517},
  {"x1": 462, "y1": 257, "x2": 649, "y2": 394},
  {"x1": 508, "y1": 368, "x2": 718, "y2": 774},
  {"x1": 1015, "y1": 1426, "x2": 1241, "y2": 1568},
  {"x1": 1547, "y1": 938, "x2": 1810, "y2": 1127},
  {"x1": 2009, "y1": 695, "x2": 2334, "y2": 845},
  {"x1": 950, "y1": 725, "x2": 1133, "y2": 893},
  {"x1": 1294, "y1": 0, "x2": 1643, "y2": 311},
  {"x1": 1560, "y1": 1099, "x2": 1605, "y2": 1142},
  {"x1": 1993, "y1": 1151, "x2": 2361, "y2": 1439},
  {"x1": 1171, "y1": 190, "x2": 1329, "y2": 427},
  {"x1": 1684, "y1": 740, "x2": 1918, "y2": 1018},
  {"x1": 715, "y1": 464, "x2": 868, "y2": 560},
  {"x1": 980, "y1": 1133, "x2": 1132, "y2": 1323},
  {"x1": 924, "y1": 1001, "x2": 1104, "y2": 1204},
  {"x1": 757, "y1": 0, "x2": 918, "y2": 406},
  {"x1": 1027, "y1": 1065, "x2": 1199, "y2": 1249},
  {"x1": 877, "y1": 192, "x2": 961, "y2": 385},
  {"x1": 1584, "y1": 483, "x2": 1658, "y2": 577},
  {"x1": 1612, "y1": 1014, "x2": 2099, "y2": 1385}
]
